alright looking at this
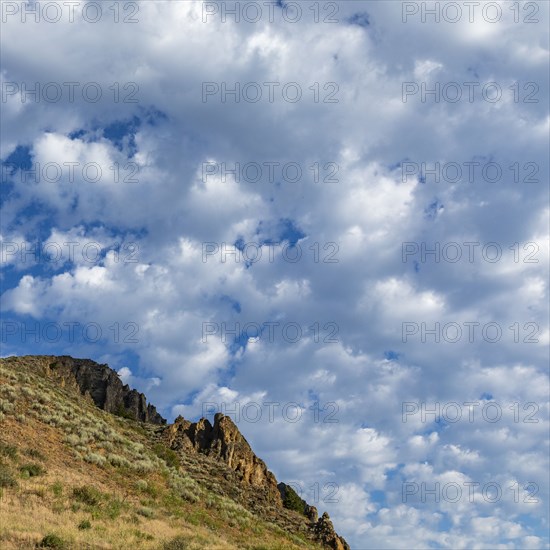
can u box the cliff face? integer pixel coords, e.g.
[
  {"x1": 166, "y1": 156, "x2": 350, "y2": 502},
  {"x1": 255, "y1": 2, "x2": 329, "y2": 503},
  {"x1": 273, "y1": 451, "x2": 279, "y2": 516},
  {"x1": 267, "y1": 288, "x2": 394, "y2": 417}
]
[{"x1": 42, "y1": 355, "x2": 165, "y2": 425}]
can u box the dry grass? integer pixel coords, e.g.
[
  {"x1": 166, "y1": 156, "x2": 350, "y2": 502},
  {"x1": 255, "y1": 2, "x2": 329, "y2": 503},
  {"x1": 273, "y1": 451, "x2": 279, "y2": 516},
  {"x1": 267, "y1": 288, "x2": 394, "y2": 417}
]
[{"x1": 0, "y1": 357, "x2": 319, "y2": 550}]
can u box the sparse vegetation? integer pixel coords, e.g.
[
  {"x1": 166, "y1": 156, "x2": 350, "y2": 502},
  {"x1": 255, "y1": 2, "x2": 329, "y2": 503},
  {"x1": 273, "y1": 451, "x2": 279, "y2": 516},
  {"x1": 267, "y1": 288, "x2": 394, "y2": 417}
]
[
  {"x1": 51, "y1": 481, "x2": 63, "y2": 497},
  {"x1": 0, "y1": 463, "x2": 17, "y2": 488},
  {"x1": 153, "y1": 442, "x2": 180, "y2": 469},
  {"x1": 20, "y1": 463, "x2": 46, "y2": 477},
  {"x1": 25, "y1": 448, "x2": 45, "y2": 460},
  {"x1": 115, "y1": 403, "x2": 135, "y2": 420},
  {"x1": 83, "y1": 452, "x2": 107, "y2": 467},
  {"x1": 72, "y1": 485, "x2": 103, "y2": 506},
  {"x1": 0, "y1": 399, "x2": 15, "y2": 414},
  {"x1": 77, "y1": 519, "x2": 91, "y2": 530},
  {"x1": 138, "y1": 505, "x2": 155, "y2": 518},
  {"x1": 282, "y1": 485, "x2": 306, "y2": 515},
  {"x1": 38, "y1": 533, "x2": 66, "y2": 548},
  {"x1": 0, "y1": 442, "x2": 17, "y2": 460},
  {"x1": 163, "y1": 535, "x2": 193, "y2": 549},
  {"x1": 135, "y1": 479, "x2": 148, "y2": 491},
  {"x1": 0, "y1": 355, "x2": 329, "y2": 550}
]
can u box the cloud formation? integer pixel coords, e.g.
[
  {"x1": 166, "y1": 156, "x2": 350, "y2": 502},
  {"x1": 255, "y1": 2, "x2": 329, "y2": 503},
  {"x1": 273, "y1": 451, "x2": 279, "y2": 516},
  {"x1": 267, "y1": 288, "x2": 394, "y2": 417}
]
[{"x1": 1, "y1": 1, "x2": 548, "y2": 548}]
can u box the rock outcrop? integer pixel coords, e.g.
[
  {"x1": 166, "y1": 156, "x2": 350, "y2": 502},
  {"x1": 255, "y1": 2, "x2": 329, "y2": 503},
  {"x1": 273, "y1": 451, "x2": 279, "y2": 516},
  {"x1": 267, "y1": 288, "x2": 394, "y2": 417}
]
[
  {"x1": 164, "y1": 415, "x2": 349, "y2": 550},
  {"x1": 163, "y1": 412, "x2": 282, "y2": 505},
  {"x1": 278, "y1": 481, "x2": 319, "y2": 523},
  {"x1": 44, "y1": 355, "x2": 165, "y2": 424},
  {"x1": 314, "y1": 512, "x2": 351, "y2": 550}
]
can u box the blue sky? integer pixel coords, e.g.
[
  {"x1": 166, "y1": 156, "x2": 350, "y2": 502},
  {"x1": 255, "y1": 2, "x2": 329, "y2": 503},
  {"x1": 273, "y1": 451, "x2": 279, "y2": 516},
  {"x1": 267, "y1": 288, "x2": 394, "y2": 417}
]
[{"x1": 1, "y1": 1, "x2": 549, "y2": 548}]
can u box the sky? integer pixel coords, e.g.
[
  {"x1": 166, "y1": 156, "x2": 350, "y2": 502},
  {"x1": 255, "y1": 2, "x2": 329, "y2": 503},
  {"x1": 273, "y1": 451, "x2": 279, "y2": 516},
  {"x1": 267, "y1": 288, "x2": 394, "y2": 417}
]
[{"x1": 1, "y1": 1, "x2": 549, "y2": 548}]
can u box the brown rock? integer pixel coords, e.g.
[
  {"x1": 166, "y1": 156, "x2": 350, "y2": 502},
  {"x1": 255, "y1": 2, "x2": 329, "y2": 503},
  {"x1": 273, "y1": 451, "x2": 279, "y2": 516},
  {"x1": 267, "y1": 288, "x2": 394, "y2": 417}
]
[
  {"x1": 163, "y1": 413, "x2": 281, "y2": 506},
  {"x1": 305, "y1": 503, "x2": 319, "y2": 524},
  {"x1": 314, "y1": 512, "x2": 351, "y2": 550},
  {"x1": 44, "y1": 355, "x2": 165, "y2": 424}
]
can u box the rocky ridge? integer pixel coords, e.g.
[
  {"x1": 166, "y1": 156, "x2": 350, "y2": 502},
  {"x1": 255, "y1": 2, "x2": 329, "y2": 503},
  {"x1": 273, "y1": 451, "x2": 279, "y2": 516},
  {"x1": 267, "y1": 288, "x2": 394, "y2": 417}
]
[
  {"x1": 6, "y1": 355, "x2": 349, "y2": 550},
  {"x1": 42, "y1": 355, "x2": 165, "y2": 425}
]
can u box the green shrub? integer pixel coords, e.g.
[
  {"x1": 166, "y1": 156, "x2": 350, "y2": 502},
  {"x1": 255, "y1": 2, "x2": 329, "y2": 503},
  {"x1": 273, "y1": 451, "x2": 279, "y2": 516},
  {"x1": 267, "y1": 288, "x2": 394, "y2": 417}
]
[
  {"x1": 132, "y1": 458, "x2": 155, "y2": 472},
  {"x1": 0, "y1": 400, "x2": 14, "y2": 413},
  {"x1": 153, "y1": 443, "x2": 180, "y2": 469},
  {"x1": 101, "y1": 441, "x2": 114, "y2": 452},
  {"x1": 38, "y1": 533, "x2": 66, "y2": 548},
  {"x1": 135, "y1": 479, "x2": 148, "y2": 491},
  {"x1": 115, "y1": 404, "x2": 134, "y2": 420},
  {"x1": 83, "y1": 452, "x2": 106, "y2": 467},
  {"x1": 77, "y1": 519, "x2": 91, "y2": 530},
  {"x1": 51, "y1": 482, "x2": 63, "y2": 497},
  {"x1": 0, "y1": 442, "x2": 17, "y2": 460},
  {"x1": 63, "y1": 434, "x2": 81, "y2": 447},
  {"x1": 107, "y1": 454, "x2": 130, "y2": 468},
  {"x1": 281, "y1": 485, "x2": 305, "y2": 515},
  {"x1": 72, "y1": 485, "x2": 103, "y2": 506},
  {"x1": 163, "y1": 535, "x2": 192, "y2": 549},
  {"x1": 169, "y1": 475, "x2": 200, "y2": 503},
  {"x1": 20, "y1": 463, "x2": 45, "y2": 477},
  {"x1": 137, "y1": 506, "x2": 154, "y2": 518},
  {"x1": 21, "y1": 387, "x2": 35, "y2": 397},
  {"x1": 0, "y1": 463, "x2": 17, "y2": 488},
  {"x1": 104, "y1": 498, "x2": 123, "y2": 520}
]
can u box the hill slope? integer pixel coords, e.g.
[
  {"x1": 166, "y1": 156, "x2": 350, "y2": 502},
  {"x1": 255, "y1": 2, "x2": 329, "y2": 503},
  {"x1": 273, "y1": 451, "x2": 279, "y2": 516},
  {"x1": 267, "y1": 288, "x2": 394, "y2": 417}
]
[{"x1": 0, "y1": 355, "x2": 349, "y2": 550}]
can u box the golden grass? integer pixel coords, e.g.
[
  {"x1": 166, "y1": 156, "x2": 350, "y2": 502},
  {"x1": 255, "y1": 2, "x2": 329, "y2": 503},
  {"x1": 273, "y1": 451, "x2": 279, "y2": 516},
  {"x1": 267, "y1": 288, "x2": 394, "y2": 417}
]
[{"x1": 0, "y1": 357, "x2": 319, "y2": 550}]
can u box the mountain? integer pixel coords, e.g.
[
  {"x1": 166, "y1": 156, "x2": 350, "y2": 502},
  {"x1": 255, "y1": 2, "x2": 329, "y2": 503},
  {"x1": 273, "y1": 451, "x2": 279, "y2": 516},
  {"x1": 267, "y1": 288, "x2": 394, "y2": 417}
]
[{"x1": 0, "y1": 355, "x2": 350, "y2": 550}]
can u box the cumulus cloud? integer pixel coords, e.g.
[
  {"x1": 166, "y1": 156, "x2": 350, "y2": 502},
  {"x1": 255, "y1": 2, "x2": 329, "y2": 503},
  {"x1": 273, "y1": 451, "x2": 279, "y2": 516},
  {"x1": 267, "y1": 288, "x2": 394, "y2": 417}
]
[{"x1": 1, "y1": 1, "x2": 548, "y2": 548}]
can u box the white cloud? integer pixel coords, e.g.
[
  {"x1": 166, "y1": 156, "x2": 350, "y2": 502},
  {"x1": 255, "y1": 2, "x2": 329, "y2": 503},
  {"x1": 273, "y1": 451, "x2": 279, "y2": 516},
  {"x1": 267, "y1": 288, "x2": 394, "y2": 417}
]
[{"x1": 1, "y1": 1, "x2": 548, "y2": 548}]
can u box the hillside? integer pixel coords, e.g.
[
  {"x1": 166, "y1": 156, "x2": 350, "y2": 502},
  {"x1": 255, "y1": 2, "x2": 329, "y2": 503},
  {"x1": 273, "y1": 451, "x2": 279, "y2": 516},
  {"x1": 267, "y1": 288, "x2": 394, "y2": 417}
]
[{"x1": 0, "y1": 355, "x2": 349, "y2": 550}]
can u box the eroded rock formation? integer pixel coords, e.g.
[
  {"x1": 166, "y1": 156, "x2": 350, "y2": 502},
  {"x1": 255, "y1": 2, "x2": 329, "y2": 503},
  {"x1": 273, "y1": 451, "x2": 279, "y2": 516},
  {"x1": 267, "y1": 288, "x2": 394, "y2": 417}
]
[
  {"x1": 163, "y1": 412, "x2": 282, "y2": 505},
  {"x1": 44, "y1": 355, "x2": 165, "y2": 424}
]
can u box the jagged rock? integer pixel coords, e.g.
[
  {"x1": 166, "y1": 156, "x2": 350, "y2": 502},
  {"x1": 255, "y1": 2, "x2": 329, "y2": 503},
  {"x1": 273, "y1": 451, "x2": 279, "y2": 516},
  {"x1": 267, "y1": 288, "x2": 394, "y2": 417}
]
[
  {"x1": 306, "y1": 503, "x2": 319, "y2": 524},
  {"x1": 44, "y1": 355, "x2": 165, "y2": 424},
  {"x1": 164, "y1": 414, "x2": 351, "y2": 548},
  {"x1": 163, "y1": 413, "x2": 281, "y2": 505},
  {"x1": 314, "y1": 512, "x2": 351, "y2": 550}
]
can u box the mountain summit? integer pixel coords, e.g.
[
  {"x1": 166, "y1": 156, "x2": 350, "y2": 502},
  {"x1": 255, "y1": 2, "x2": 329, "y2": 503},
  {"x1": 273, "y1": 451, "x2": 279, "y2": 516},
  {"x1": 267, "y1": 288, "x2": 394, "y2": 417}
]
[{"x1": 0, "y1": 355, "x2": 349, "y2": 549}]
